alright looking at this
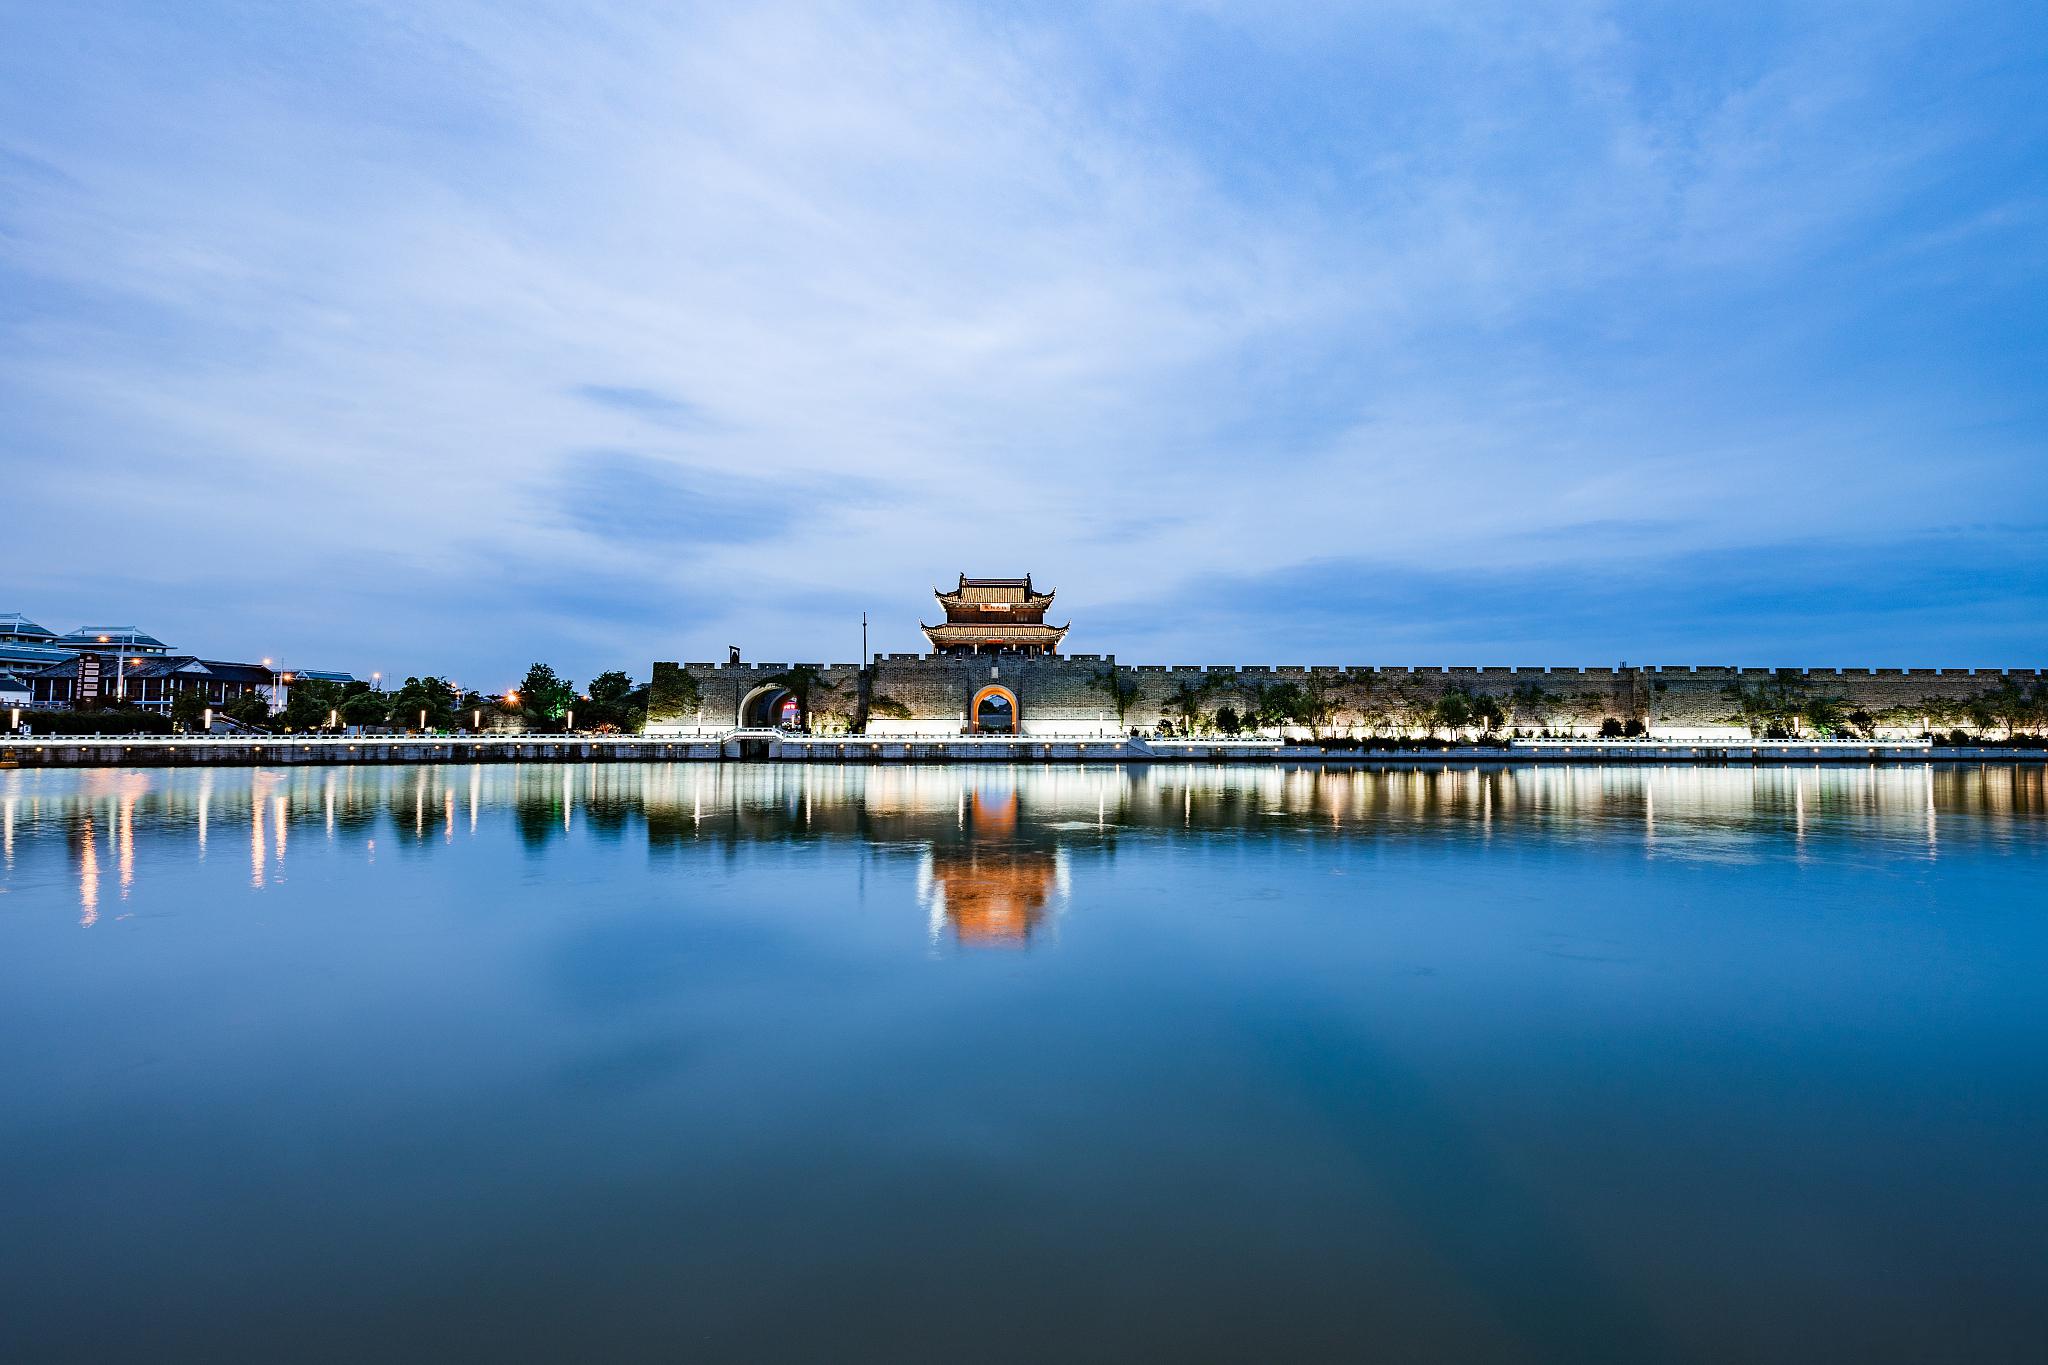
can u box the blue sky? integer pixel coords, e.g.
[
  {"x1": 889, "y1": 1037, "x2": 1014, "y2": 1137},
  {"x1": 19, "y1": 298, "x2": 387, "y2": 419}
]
[{"x1": 2, "y1": 1, "x2": 2043, "y2": 687}]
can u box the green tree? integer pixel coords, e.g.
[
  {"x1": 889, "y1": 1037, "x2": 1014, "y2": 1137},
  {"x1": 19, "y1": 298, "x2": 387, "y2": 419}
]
[
  {"x1": 1089, "y1": 665, "x2": 1142, "y2": 728},
  {"x1": 171, "y1": 692, "x2": 208, "y2": 731},
  {"x1": 341, "y1": 689, "x2": 388, "y2": 726},
  {"x1": 588, "y1": 670, "x2": 633, "y2": 706},
  {"x1": 1430, "y1": 688, "x2": 1476, "y2": 737},
  {"x1": 1977, "y1": 676, "x2": 2043, "y2": 738},
  {"x1": 1263, "y1": 681, "x2": 1310, "y2": 735},
  {"x1": 387, "y1": 676, "x2": 458, "y2": 731},
  {"x1": 1800, "y1": 691, "x2": 1851, "y2": 737},
  {"x1": 281, "y1": 677, "x2": 345, "y2": 731},
  {"x1": 578, "y1": 670, "x2": 642, "y2": 731},
  {"x1": 221, "y1": 689, "x2": 272, "y2": 728},
  {"x1": 646, "y1": 664, "x2": 702, "y2": 725},
  {"x1": 1291, "y1": 672, "x2": 1345, "y2": 740},
  {"x1": 516, "y1": 663, "x2": 576, "y2": 720},
  {"x1": 1163, "y1": 675, "x2": 1216, "y2": 736},
  {"x1": 1236, "y1": 681, "x2": 1278, "y2": 733}
]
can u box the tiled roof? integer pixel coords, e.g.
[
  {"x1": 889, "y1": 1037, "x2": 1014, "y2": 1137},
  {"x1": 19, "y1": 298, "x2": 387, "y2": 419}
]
[
  {"x1": 0, "y1": 613, "x2": 57, "y2": 640},
  {"x1": 920, "y1": 621, "x2": 1070, "y2": 648},
  {"x1": 60, "y1": 626, "x2": 169, "y2": 650},
  {"x1": 936, "y1": 574, "x2": 1055, "y2": 609}
]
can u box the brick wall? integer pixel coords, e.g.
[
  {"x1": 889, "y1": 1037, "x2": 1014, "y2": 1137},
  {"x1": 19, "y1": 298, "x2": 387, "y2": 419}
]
[{"x1": 646, "y1": 657, "x2": 2046, "y2": 738}]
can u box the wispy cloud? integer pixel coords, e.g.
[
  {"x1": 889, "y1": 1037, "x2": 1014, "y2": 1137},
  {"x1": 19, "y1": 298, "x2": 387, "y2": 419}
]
[{"x1": 571, "y1": 385, "x2": 716, "y2": 429}]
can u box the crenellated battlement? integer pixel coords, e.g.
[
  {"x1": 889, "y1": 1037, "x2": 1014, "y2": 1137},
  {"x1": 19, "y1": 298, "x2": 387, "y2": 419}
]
[{"x1": 645, "y1": 654, "x2": 2045, "y2": 740}]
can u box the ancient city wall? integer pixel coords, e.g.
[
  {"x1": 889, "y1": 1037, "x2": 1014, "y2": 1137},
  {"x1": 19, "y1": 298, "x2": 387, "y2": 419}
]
[{"x1": 647, "y1": 657, "x2": 2047, "y2": 739}]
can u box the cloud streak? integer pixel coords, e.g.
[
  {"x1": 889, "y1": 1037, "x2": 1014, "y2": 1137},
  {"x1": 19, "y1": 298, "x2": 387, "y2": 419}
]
[{"x1": 0, "y1": 1, "x2": 2041, "y2": 683}]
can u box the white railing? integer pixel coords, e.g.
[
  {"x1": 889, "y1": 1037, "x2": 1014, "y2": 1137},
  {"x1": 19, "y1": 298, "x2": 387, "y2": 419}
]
[
  {"x1": 1510, "y1": 737, "x2": 1933, "y2": 750},
  {"x1": 1, "y1": 732, "x2": 698, "y2": 746}
]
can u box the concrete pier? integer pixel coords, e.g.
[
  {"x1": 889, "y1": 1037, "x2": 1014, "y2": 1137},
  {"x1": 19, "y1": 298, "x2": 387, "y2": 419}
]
[{"x1": 1, "y1": 733, "x2": 2032, "y2": 769}]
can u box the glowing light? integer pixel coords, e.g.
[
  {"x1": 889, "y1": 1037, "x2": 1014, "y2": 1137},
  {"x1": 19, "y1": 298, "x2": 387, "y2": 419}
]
[{"x1": 79, "y1": 814, "x2": 99, "y2": 925}]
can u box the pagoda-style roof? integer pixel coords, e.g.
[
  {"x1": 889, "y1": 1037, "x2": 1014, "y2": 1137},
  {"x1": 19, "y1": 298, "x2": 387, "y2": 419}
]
[
  {"x1": 934, "y1": 573, "x2": 1055, "y2": 613},
  {"x1": 920, "y1": 621, "x2": 1069, "y2": 651},
  {"x1": 0, "y1": 613, "x2": 56, "y2": 641}
]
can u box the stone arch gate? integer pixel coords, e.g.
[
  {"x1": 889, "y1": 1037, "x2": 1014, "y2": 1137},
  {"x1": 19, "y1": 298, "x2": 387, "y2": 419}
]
[{"x1": 971, "y1": 684, "x2": 1019, "y2": 734}]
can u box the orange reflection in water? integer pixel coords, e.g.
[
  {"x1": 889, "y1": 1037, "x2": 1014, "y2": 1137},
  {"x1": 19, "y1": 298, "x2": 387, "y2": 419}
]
[
  {"x1": 923, "y1": 791, "x2": 1059, "y2": 949},
  {"x1": 927, "y1": 846, "x2": 1059, "y2": 947}
]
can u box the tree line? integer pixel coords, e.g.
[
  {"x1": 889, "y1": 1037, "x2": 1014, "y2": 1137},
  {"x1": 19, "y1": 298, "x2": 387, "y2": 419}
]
[
  {"x1": 1089, "y1": 667, "x2": 1614, "y2": 741},
  {"x1": 160, "y1": 663, "x2": 652, "y2": 733},
  {"x1": 1090, "y1": 666, "x2": 2048, "y2": 743}
]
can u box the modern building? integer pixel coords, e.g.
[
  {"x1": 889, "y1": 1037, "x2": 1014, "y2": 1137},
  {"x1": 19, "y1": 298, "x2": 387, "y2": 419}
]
[
  {"x1": 0, "y1": 670, "x2": 32, "y2": 712},
  {"x1": 920, "y1": 574, "x2": 1069, "y2": 657},
  {"x1": 0, "y1": 613, "x2": 69, "y2": 672},
  {"x1": 28, "y1": 655, "x2": 274, "y2": 713}
]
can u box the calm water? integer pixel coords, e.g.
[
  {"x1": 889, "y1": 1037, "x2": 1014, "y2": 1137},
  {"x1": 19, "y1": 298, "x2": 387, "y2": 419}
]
[{"x1": 1, "y1": 762, "x2": 2044, "y2": 1363}]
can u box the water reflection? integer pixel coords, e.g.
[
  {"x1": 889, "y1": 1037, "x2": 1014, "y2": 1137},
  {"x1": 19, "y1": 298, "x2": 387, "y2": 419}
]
[
  {"x1": 918, "y1": 791, "x2": 1066, "y2": 948},
  {"x1": 3, "y1": 760, "x2": 2046, "y2": 1362},
  {"x1": 0, "y1": 762, "x2": 2041, "y2": 934}
]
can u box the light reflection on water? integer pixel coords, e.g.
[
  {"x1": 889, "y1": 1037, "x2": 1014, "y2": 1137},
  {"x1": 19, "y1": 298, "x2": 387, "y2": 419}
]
[
  {"x1": 0, "y1": 762, "x2": 2044, "y2": 1363},
  {"x1": 2, "y1": 763, "x2": 2041, "y2": 931}
]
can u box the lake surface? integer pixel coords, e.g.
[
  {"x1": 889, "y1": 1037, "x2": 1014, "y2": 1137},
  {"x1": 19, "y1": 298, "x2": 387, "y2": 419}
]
[{"x1": 1, "y1": 762, "x2": 2044, "y2": 1363}]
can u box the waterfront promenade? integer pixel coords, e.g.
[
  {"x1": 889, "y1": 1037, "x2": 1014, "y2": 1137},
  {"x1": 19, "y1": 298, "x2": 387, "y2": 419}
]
[{"x1": 0, "y1": 730, "x2": 2026, "y2": 769}]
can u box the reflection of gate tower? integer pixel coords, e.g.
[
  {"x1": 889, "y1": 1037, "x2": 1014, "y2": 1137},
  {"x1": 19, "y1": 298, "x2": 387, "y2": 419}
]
[
  {"x1": 920, "y1": 790, "x2": 1063, "y2": 947},
  {"x1": 920, "y1": 574, "x2": 1069, "y2": 657}
]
